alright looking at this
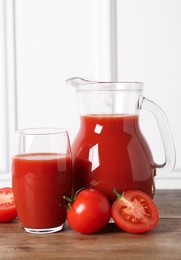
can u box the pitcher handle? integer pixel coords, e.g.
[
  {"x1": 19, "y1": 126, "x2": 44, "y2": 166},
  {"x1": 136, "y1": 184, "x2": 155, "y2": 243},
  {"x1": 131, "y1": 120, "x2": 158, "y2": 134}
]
[{"x1": 140, "y1": 97, "x2": 176, "y2": 175}]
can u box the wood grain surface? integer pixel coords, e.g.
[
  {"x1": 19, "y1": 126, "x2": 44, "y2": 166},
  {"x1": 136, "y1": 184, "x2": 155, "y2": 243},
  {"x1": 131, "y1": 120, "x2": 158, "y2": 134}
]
[{"x1": 0, "y1": 190, "x2": 181, "y2": 260}]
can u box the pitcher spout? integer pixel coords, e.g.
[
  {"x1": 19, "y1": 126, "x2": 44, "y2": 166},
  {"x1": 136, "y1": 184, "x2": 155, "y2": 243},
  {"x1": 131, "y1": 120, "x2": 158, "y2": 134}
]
[{"x1": 66, "y1": 77, "x2": 94, "y2": 87}]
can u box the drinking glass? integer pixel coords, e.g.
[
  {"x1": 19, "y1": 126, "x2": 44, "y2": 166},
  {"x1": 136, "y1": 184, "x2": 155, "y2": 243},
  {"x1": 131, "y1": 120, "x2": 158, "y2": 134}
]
[{"x1": 12, "y1": 128, "x2": 72, "y2": 234}]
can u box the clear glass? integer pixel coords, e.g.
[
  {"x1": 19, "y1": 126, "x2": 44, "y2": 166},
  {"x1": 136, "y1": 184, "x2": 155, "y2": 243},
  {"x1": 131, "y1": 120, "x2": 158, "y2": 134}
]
[
  {"x1": 12, "y1": 128, "x2": 72, "y2": 234},
  {"x1": 67, "y1": 77, "x2": 176, "y2": 201},
  {"x1": 66, "y1": 77, "x2": 143, "y2": 115}
]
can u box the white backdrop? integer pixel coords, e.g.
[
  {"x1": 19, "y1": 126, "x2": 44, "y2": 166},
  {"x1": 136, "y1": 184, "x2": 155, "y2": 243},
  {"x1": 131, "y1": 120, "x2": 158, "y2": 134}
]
[
  {"x1": 116, "y1": 0, "x2": 181, "y2": 188},
  {"x1": 0, "y1": 0, "x2": 180, "y2": 188}
]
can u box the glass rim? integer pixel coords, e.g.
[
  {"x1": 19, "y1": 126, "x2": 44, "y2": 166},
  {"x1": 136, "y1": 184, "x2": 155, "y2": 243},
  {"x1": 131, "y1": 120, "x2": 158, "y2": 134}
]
[
  {"x1": 74, "y1": 81, "x2": 143, "y2": 92},
  {"x1": 16, "y1": 127, "x2": 68, "y2": 136}
]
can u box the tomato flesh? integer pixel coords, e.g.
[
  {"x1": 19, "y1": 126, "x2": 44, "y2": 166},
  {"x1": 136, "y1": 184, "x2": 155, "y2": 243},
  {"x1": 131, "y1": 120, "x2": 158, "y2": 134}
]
[
  {"x1": 112, "y1": 190, "x2": 159, "y2": 234},
  {"x1": 0, "y1": 187, "x2": 17, "y2": 222}
]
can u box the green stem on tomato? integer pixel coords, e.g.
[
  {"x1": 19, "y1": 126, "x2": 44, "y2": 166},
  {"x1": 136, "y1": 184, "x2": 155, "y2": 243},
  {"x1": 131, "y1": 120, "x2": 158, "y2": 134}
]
[
  {"x1": 113, "y1": 189, "x2": 135, "y2": 209},
  {"x1": 113, "y1": 188, "x2": 124, "y2": 199},
  {"x1": 62, "y1": 195, "x2": 74, "y2": 204},
  {"x1": 63, "y1": 187, "x2": 88, "y2": 205}
]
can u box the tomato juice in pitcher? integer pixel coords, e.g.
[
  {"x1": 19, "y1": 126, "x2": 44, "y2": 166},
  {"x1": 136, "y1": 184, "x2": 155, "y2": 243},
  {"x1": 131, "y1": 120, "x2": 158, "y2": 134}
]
[
  {"x1": 67, "y1": 78, "x2": 176, "y2": 203},
  {"x1": 72, "y1": 114, "x2": 155, "y2": 202}
]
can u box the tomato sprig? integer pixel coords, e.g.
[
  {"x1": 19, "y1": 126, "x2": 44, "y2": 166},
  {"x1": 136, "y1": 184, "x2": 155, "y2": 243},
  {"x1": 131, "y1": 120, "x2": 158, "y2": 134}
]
[{"x1": 111, "y1": 189, "x2": 159, "y2": 234}]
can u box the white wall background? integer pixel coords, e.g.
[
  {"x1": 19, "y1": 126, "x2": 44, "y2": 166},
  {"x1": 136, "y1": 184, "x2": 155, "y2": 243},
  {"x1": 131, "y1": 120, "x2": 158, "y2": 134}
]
[
  {"x1": 0, "y1": 0, "x2": 180, "y2": 188},
  {"x1": 116, "y1": 0, "x2": 181, "y2": 188}
]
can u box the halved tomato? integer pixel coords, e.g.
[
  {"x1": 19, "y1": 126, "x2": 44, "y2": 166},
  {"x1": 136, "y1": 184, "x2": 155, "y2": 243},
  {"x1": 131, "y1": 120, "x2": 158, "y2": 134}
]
[
  {"x1": 0, "y1": 187, "x2": 17, "y2": 222},
  {"x1": 111, "y1": 189, "x2": 159, "y2": 234}
]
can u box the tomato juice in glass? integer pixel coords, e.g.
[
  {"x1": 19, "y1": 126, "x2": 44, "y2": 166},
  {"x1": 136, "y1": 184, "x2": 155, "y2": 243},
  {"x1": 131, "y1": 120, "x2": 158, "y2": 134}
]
[
  {"x1": 12, "y1": 153, "x2": 72, "y2": 231},
  {"x1": 12, "y1": 128, "x2": 72, "y2": 234},
  {"x1": 72, "y1": 114, "x2": 156, "y2": 203}
]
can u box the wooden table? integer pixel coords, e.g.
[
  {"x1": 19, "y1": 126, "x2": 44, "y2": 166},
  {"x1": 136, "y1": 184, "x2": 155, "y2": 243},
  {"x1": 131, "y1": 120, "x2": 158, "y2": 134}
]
[{"x1": 1, "y1": 190, "x2": 181, "y2": 259}]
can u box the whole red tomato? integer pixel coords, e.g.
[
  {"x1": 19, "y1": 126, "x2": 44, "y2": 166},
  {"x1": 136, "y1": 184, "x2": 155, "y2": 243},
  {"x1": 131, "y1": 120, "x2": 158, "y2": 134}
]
[
  {"x1": 64, "y1": 189, "x2": 111, "y2": 234},
  {"x1": 111, "y1": 189, "x2": 159, "y2": 234}
]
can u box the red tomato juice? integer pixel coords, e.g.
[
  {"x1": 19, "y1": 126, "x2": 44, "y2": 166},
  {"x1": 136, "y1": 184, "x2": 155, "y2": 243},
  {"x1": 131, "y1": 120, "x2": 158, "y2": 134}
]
[
  {"x1": 72, "y1": 115, "x2": 155, "y2": 202},
  {"x1": 12, "y1": 153, "x2": 72, "y2": 229}
]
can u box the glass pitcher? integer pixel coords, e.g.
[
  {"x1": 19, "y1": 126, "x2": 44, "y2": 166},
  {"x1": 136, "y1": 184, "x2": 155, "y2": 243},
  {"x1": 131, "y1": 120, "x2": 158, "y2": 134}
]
[{"x1": 67, "y1": 77, "x2": 176, "y2": 202}]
